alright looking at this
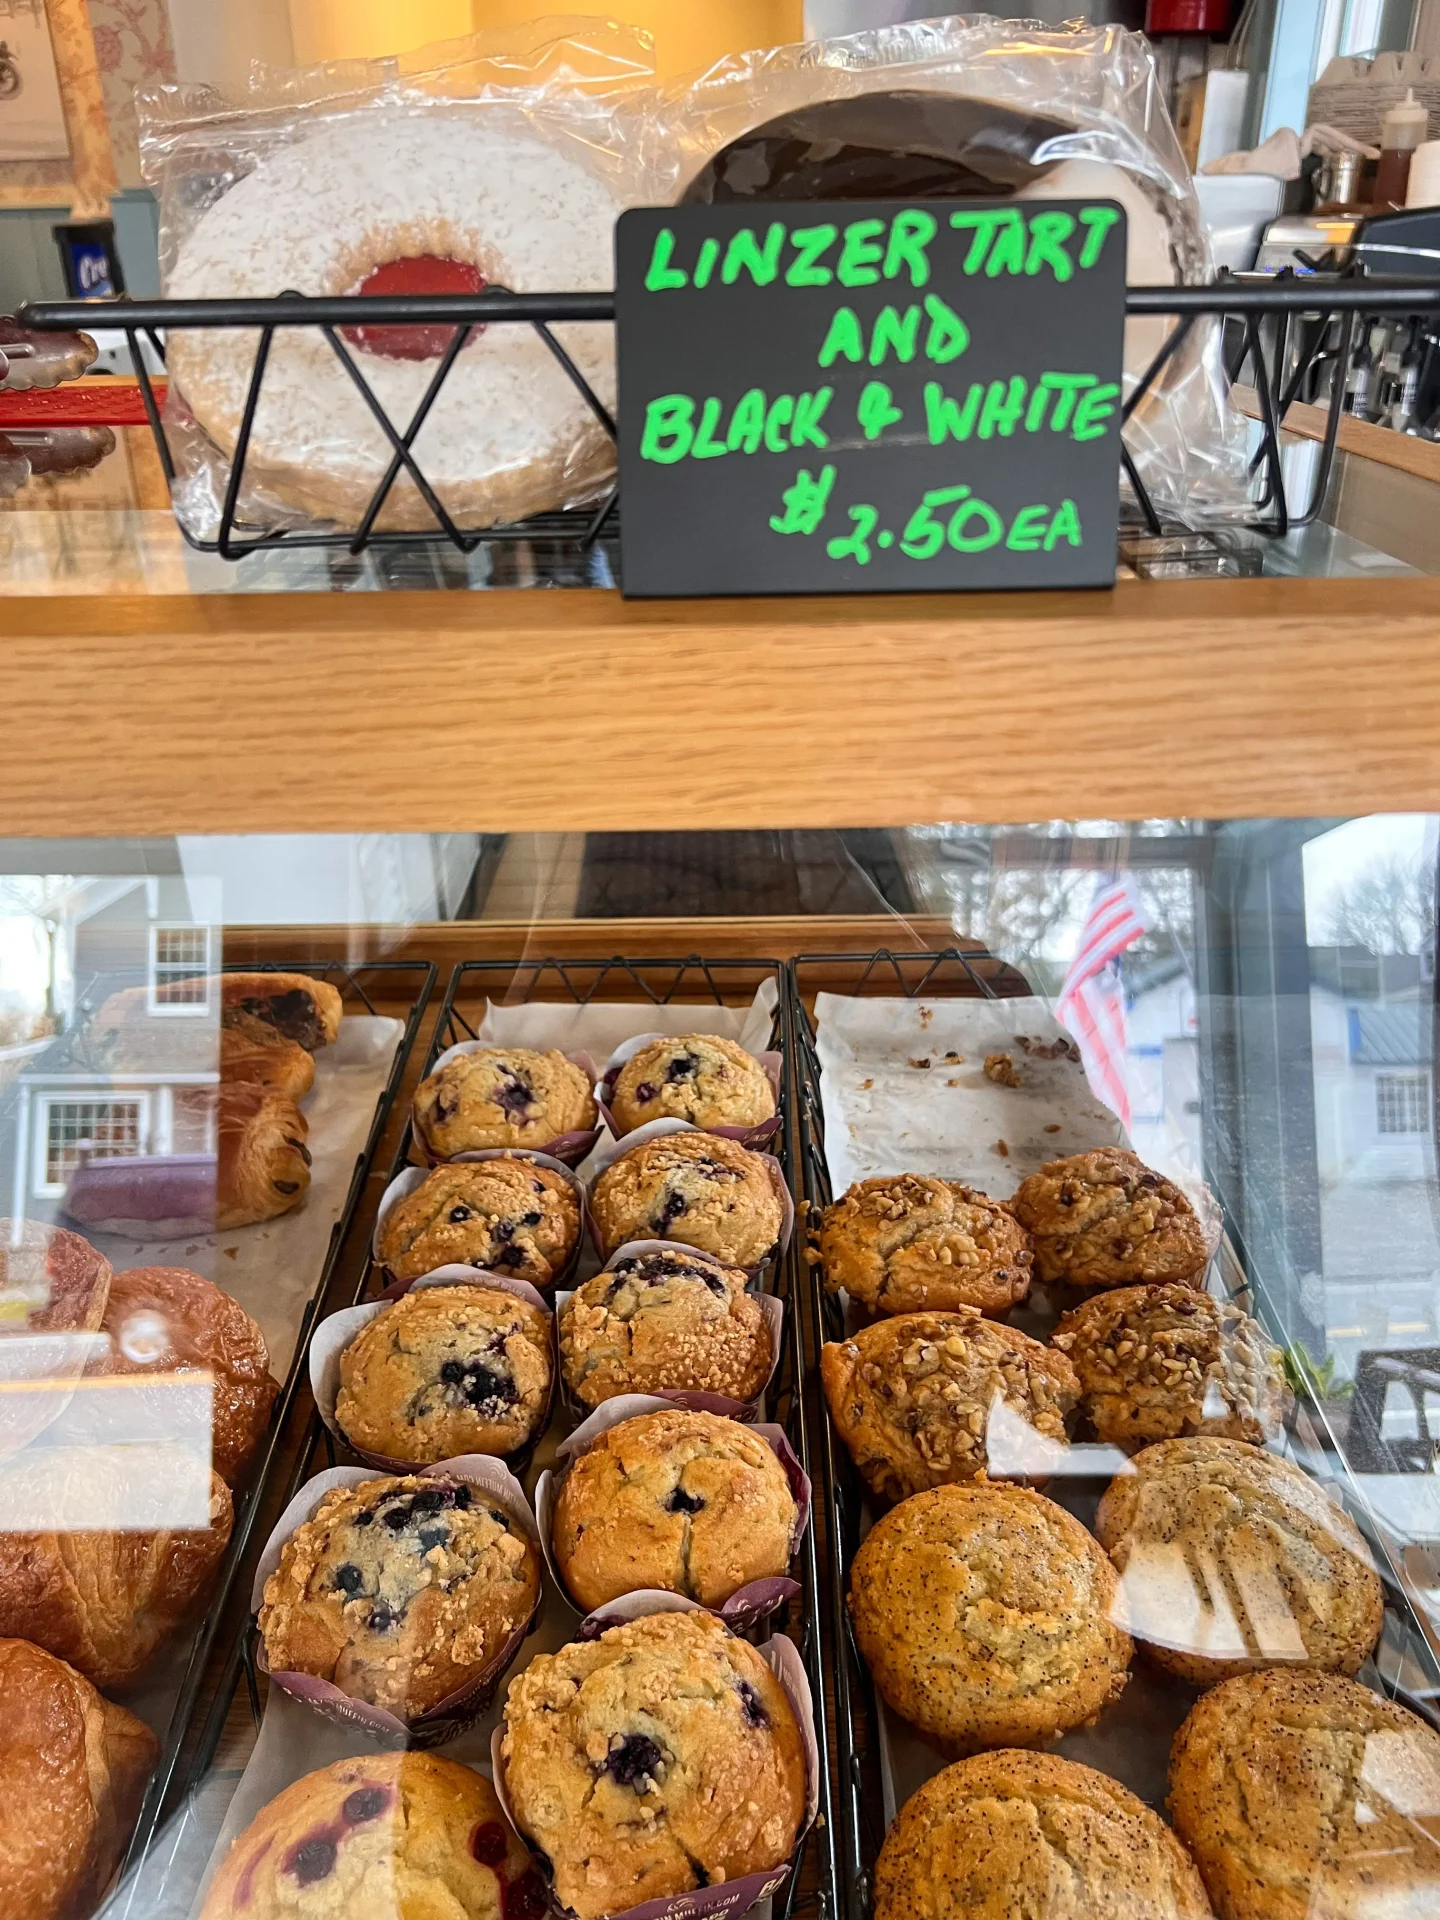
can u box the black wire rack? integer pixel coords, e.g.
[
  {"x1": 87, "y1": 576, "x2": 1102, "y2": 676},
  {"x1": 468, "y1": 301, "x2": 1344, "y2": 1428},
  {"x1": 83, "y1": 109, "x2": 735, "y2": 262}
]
[
  {"x1": 103, "y1": 958, "x2": 437, "y2": 1904},
  {"x1": 111, "y1": 955, "x2": 837, "y2": 1920},
  {"x1": 17, "y1": 275, "x2": 1440, "y2": 566},
  {"x1": 786, "y1": 947, "x2": 1440, "y2": 1920}
]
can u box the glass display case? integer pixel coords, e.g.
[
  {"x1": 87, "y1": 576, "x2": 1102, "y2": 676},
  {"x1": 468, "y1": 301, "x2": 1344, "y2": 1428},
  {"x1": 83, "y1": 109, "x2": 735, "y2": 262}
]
[{"x1": 0, "y1": 819, "x2": 1438, "y2": 1920}]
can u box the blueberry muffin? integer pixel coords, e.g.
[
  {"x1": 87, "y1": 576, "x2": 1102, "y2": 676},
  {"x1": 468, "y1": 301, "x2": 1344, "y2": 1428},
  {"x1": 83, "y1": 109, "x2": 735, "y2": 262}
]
[
  {"x1": 610, "y1": 1034, "x2": 776, "y2": 1135},
  {"x1": 93, "y1": 1265, "x2": 279, "y2": 1484},
  {"x1": 820, "y1": 1175, "x2": 1034, "y2": 1318},
  {"x1": 849, "y1": 1482, "x2": 1131, "y2": 1750},
  {"x1": 552, "y1": 1407, "x2": 797, "y2": 1611},
  {"x1": 1010, "y1": 1148, "x2": 1211, "y2": 1291},
  {"x1": 413, "y1": 1047, "x2": 596, "y2": 1159},
  {"x1": 376, "y1": 1160, "x2": 580, "y2": 1288},
  {"x1": 821, "y1": 1309, "x2": 1079, "y2": 1504},
  {"x1": 1053, "y1": 1285, "x2": 1289, "y2": 1454},
  {"x1": 501, "y1": 1609, "x2": 806, "y2": 1920},
  {"x1": 259, "y1": 1474, "x2": 540, "y2": 1717},
  {"x1": 335, "y1": 1285, "x2": 552, "y2": 1463},
  {"x1": 198, "y1": 1751, "x2": 543, "y2": 1920},
  {"x1": 1169, "y1": 1669, "x2": 1440, "y2": 1920},
  {"x1": 1094, "y1": 1437, "x2": 1383, "y2": 1686},
  {"x1": 590, "y1": 1131, "x2": 783, "y2": 1268},
  {"x1": 561, "y1": 1248, "x2": 771, "y2": 1409},
  {"x1": 876, "y1": 1751, "x2": 1214, "y2": 1920}
]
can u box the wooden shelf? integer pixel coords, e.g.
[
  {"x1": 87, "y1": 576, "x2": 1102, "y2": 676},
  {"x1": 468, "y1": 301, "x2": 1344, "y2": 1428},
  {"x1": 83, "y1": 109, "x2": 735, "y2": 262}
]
[{"x1": 5, "y1": 576, "x2": 1439, "y2": 833}]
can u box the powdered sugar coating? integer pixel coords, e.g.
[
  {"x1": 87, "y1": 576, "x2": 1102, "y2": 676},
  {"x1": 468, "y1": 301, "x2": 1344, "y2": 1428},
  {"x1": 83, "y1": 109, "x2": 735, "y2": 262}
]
[{"x1": 166, "y1": 112, "x2": 622, "y2": 529}]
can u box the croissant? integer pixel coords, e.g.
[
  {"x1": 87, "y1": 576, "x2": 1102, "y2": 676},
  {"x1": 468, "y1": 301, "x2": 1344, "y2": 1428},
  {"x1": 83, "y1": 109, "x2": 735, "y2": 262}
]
[
  {"x1": 220, "y1": 1021, "x2": 315, "y2": 1100},
  {"x1": 219, "y1": 972, "x2": 342, "y2": 1050},
  {"x1": 0, "y1": 1638, "x2": 158, "y2": 1920},
  {"x1": 217, "y1": 1087, "x2": 311, "y2": 1230},
  {"x1": 0, "y1": 1472, "x2": 234, "y2": 1689},
  {"x1": 0, "y1": 1220, "x2": 111, "y2": 1334}
]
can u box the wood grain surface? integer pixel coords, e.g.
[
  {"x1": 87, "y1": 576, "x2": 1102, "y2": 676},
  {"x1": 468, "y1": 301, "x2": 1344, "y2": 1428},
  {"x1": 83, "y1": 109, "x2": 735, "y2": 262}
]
[
  {"x1": 4, "y1": 577, "x2": 1440, "y2": 834},
  {"x1": 1232, "y1": 384, "x2": 1440, "y2": 486}
]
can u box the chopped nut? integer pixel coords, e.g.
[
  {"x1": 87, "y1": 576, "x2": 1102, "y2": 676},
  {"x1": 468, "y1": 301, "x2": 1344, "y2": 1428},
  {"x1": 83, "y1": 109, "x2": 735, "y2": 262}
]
[
  {"x1": 910, "y1": 1057, "x2": 932, "y2": 1070},
  {"x1": 859, "y1": 1077, "x2": 874, "y2": 1091},
  {"x1": 984, "y1": 1052, "x2": 1021, "y2": 1089},
  {"x1": 946, "y1": 1078, "x2": 962, "y2": 1087},
  {"x1": 994, "y1": 1139, "x2": 1009, "y2": 1157},
  {"x1": 1044, "y1": 1124, "x2": 1062, "y2": 1134}
]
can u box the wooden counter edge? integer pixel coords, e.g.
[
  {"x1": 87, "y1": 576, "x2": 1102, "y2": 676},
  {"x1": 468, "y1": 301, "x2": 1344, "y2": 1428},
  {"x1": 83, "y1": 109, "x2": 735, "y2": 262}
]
[{"x1": 3, "y1": 575, "x2": 1438, "y2": 831}]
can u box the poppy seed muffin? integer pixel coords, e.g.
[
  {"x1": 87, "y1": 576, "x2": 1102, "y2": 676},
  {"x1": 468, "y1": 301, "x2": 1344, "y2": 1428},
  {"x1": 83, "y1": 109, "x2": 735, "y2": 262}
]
[
  {"x1": 1095, "y1": 1438, "x2": 1383, "y2": 1685},
  {"x1": 1053, "y1": 1286, "x2": 1289, "y2": 1454},
  {"x1": 1010, "y1": 1148, "x2": 1211, "y2": 1291},
  {"x1": 876, "y1": 1750, "x2": 1215, "y2": 1920},
  {"x1": 1169, "y1": 1668, "x2": 1440, "y2": 1920},
  {"x1": 821, "y1": 1309, "x2": 1079, "y2": 1504},
  {"x1": 335, "y1": 1284, "x2": 552, "y2": 1463},
  {"x1": 849, "y1": 1482, "x2": 1131, "y2": 1750},
  {"x1": 376, "y1": 1159, "x2": 580, "y2": 1288},
  {"x1": 610, "y1": 1034, "x2": 776, "y2": 1135},
  {"x1": 501, "y1": 1609, "x2": 806, "y2": 1920},
  {"x1": 590, "y1": 1130, "x2": 782, "y2": 1268},
  {"x1": 259, "y1": 1474, "x2": 540, "y2": 1717},
  {"x1": 560, "y1": 1247, "x2": 771, "y2": 1409},
  {"x1": 198, "y1": 1751, "x2": 542, "y2": 1920},
  {"x1": 552, "y1": 1406, "x2": 797, "y2": 1611},
  {"x1": 412, "y1": 1046, "x2": 596, "y2": 1159},
  {"x1": 820, "y1": 1175, "x2": 1034, "y2": 1318}
]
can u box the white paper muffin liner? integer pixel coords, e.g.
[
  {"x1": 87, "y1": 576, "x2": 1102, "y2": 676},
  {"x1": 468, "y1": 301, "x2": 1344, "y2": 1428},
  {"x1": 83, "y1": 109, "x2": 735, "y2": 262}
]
[
  {"x1": 309, "y1": 1268, "x2": 556, "y2": 1476},
  {"x1": 586, "y1": 1120, "x2": 794, "y2": 1275},
  {"x1": 412, "y1": 1042, "x2": 602, "y2": 1166},
  {"x1": 490, "y1": 1592, "x2": 820, "y2": 1920},
  {"x1": 535, "y1": 1394, "x2": 810, "y2": 1628},
  {"x1": 595, "y1": 1033, "x2": 782, "y2": 1150},
  {"x1": 555, "y1": 1239, "x2": 783, "y2": 1423},
  {"x1": 373, "y1": 1148, "x2": 589, "y2": 1290},
  {"x1": 250, "y1": 1455, "x2": 542, "y2": 1748}
]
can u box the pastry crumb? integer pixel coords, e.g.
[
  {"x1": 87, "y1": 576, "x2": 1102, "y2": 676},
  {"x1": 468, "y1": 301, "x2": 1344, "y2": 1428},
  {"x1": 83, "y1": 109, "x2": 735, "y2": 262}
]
[
  {"x1": 984, "y1": 1052, "x2": 1021, "y2": 1088},
  {"x1": 946, "y1": 1078, "x2": 961, "y2": 1087},
  {"x1": 1044, "y1": 1123, "x2": 1062, "y2": 1134},
  {"x1": 909, "y1": 1057, "x2": 931, "y2": 1070},
  {"x1": 859, "y1": 1077, "x2": 874, "y2": 1091},
  {"x1": 943, "y1": 1050, "x2": 964, "y2": 1063},
  {"x1": 919, "y1": 1007, "x2": 933, "y2": 1028},
  {"x1": 994, "y1": 1138, "x2": 1010, "y2": 1157}
]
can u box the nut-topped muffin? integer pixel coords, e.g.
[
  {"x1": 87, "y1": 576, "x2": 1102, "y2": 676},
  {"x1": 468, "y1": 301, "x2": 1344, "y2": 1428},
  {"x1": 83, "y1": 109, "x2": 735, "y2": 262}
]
[
  {"x1": 1053, "y1": 1285, "x2": 1289, "y2": 1453},
  {"x1": 198, "y1": 1752, "x2": 542, "y2": 1920},
  {"x1": 1169, "y1": 1669, "x2": 1440, "y2": 1920},
  {"x1": 1010, "y1": 1148, "x2": 1211, "y2": 1291},
  {"x1": 849, "y1": 1481, "x2": 1131, "y2": 1751},
  {"x1": 561, "y1": 1247, "x2": 771, "y2": 1409},
  {"x1": 1095, "y1": 1438, "x2": 1383, "y2": 1685},
  {"x1": 553, "y1": 1406, "x2": 798, "y2": 1611},
  {"x1": 820, "y1": 1175, "x2": 1034, "y2": 1317},
  {"x1": 376, "y1": 1159, "x2": 580, "y2": 1288},
  {"x1": 821, "y1": 1309, "x2": 1078, "y2": 1504},
  {"x1": 876, "y1": 1751, "x2": 1214, "y2": 1920},
  {"x1": 590, "y1": 1130, "x2": 782, "y2": 1268},
  {"x1": 335, "y1": 1284, "x2": 553, "y2": 1463},
  {"x1": 259, "y1": 1474, "x2": 540, "y2": 1717},
  {"x1": 501, "y1": 1609, "x2": 806, "y2": 1920},
  {"x1": 609, "y1": 1034, "x2": 775, "y2": 1135},
  {"x1": 413, "y1": 1046, "x2": 596, "y2": 1159}
]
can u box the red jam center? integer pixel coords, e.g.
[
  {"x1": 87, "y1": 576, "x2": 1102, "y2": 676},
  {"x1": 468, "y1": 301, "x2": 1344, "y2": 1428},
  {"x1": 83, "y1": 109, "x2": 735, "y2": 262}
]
[{"x1": 343, "y1": 256, "x2": 486, "y2": 362}]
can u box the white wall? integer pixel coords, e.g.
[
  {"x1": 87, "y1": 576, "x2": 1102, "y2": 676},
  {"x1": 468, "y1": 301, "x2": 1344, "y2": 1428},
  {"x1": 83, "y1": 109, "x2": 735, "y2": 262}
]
[{"x1": 166, "y1": 0, "x2": 295, "y2": 91}]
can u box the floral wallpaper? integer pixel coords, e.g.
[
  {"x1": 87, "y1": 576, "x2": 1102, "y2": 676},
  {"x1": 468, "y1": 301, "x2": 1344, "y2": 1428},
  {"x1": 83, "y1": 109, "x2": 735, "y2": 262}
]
[{"x1": 87, "y1": 0, "x2": 175, "y2": 188}]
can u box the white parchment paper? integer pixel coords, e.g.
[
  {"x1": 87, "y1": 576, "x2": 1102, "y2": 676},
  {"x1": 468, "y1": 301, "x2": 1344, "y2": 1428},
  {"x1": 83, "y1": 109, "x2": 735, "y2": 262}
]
[{"x1": 813, "y1": 993, "x2": 1124, "y2": 1199}]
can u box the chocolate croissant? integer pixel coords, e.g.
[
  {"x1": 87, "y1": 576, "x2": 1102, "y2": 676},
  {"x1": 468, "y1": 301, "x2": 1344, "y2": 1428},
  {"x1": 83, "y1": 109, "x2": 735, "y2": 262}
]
[
  {"x1": 220, "y1": 973, "x2": 342, "y2": 1050},
  {"x1": 217, "y1": 1087, "x2": 311, "y2": 1230}
]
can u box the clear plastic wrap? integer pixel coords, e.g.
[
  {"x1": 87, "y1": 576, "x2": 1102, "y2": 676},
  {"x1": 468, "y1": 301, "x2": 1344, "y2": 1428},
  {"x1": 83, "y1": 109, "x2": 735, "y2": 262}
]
[
  {"x1": 646, "y1": 15, "x2": 1248, "y2": 524},
  {"x1": 137, "y1": 20, "x2": 658, "y2": 542}
]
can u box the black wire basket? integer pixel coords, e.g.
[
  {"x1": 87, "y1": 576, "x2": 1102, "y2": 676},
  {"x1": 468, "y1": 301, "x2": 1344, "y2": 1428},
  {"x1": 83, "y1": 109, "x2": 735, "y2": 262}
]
[{"x1": 18, "y1": 275, "x2": 1440, "y2": 567}]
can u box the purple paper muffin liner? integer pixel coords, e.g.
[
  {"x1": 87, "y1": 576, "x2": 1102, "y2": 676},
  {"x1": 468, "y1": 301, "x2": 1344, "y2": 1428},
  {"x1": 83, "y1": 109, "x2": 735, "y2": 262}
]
[
  {"x1": 412, "y1": 1043, "x2": 602, "y2": 1167},
  {"x1": 595, "y1": 1033, "x2": 782, "y2": 1151},
  {"x1": 490, "y1": 1595, "x2": 819, "y2": 1920},
  {"x1": 250, "y1": 1456, "x2": 542, "y2": 1748},
  {"x1": 373, "y1": 1148, "x2": 589, "y2": 1291},
  {"x1": 585, "y1": 1120, "x2": 795, "y2": 1277},
  {"x1": 309, "y1": 1269, "x2": 556, "y2": 1478},
  {"x1": 535, "y1": 1394, "x2": 811, "y2": 1625}
]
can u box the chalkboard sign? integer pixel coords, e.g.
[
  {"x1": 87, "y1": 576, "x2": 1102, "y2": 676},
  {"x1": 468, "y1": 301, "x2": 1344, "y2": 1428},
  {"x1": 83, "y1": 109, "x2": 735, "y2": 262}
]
[{"x1": 615, "y1": 199, "x2": 1128, "y2": 599}]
